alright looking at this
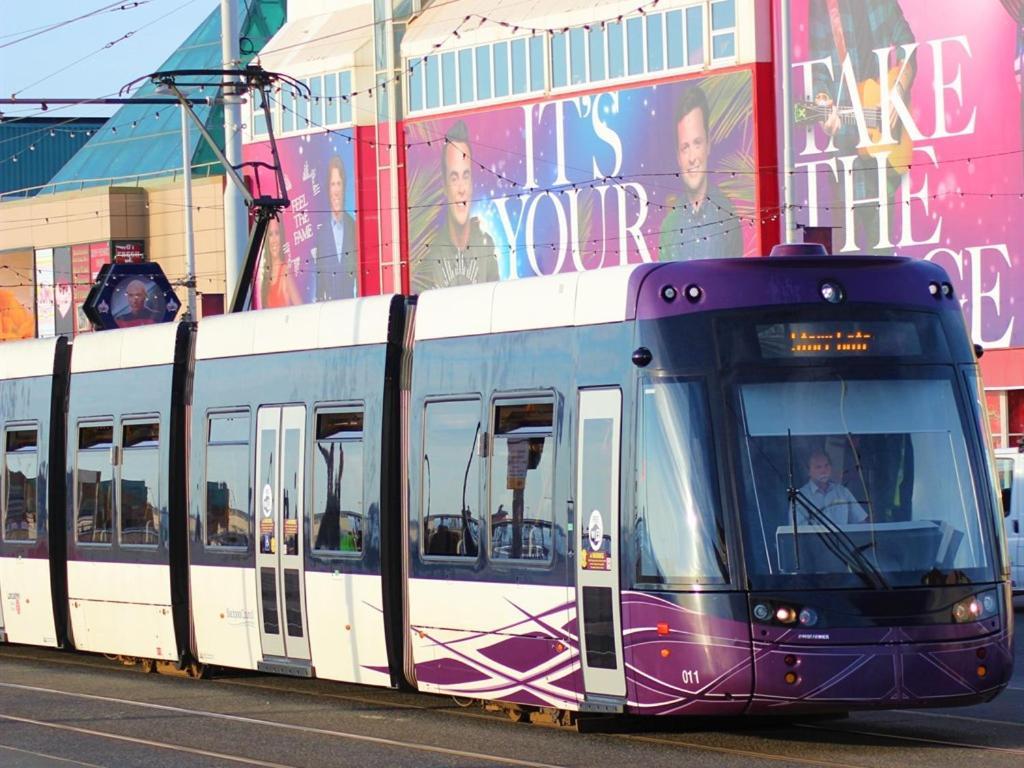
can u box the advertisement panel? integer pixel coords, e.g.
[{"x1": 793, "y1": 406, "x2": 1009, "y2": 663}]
[
  {"x1": 782, "y1": 0, "x2": 1023, "y2": 348},
  {"x1": 405, "y1": 69, "x2": 758, "y2": 293},
  {"x1": 0, "y1": 249, "x2": 36, "y2": 341},
  {"x1": 34, "y1": 248, "x2": 55, "y2": 338},
  {"x1": 242, "y1": 131, "x2": 358, "y2": 308},
  {"x1": 53, "y1": 246, "x2": 74, "y2": 337}
]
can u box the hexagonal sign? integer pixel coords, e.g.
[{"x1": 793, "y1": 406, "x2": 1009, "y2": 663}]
[{"x1": 84, "y1": 262, "x2": 181, "y2": 331}]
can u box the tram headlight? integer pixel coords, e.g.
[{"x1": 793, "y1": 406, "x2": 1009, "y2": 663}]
[
  {"x1": 798, "y1": 608, "x2": 819, "y2": 627},
  {"x1": 819, "y1": 280, "x2": 845, "y2": 304},
  {"x1": 753, "y1": 603, "x2": 772, "y2": 621},
  {"x1": 952, "y1": 592, "x2": 997, "y2": 623},
  {"x1": 775, "y1": 606, "x2": 798, "y2": 624}
]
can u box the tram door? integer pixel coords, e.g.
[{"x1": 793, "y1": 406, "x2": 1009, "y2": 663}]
[
  {"x1": 574, "y1": 388, "x2": 626, "y2": 705},
  {"x1": 254, "y1": 406, "x2": 311, "y2": 665}
]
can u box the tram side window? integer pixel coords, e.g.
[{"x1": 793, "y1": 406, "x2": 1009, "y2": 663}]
[
  {"x1": 312, "y1": 411, "x2": 364, "y2": 554},
  {"x1": 3, "y1": 428, "x2": 39, "y2": 542},
  {"x1": 636, "y1": 379, "x2": 728, "y2": 584},
  {"x1": 422, "y1": 399, "x2": 481, "y2": 558},
  {"x1": 120, "y1": 421, "x2": 160, "y2": 546},
  {"x1": 77, "y1": 423, "x2": 114, "y2": 544},
  {"x1": 205, "y1": 412, "x2": 252, "y2": 549},
  {"x1": 490, "y1": 401, "x2": 555, "y2": 562}
]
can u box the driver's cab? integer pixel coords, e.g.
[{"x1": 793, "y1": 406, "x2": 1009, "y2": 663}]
[{"x1": 995, "y1": 447, "x2": 1023, "y2": 594}]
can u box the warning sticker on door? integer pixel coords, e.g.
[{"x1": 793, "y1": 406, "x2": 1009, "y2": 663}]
[{"x1": 261, "y1": 484, "x2": 273, "y2": 518}]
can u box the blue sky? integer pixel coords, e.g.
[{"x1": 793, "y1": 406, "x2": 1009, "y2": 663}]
[{"x1": 0, "y1": 0, "x2": 221, "y2": 118}]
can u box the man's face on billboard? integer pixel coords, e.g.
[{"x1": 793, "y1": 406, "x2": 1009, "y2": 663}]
[
  {"x1": 444, "y1": 140, "x2": 473, "y2": 229},
  {"x1": 329, "y1": 166, "x2": 344, "y2": 217},
  {"x1": 127, "y1": 282, "x2": 147, "y2": 313},
  {"x1": 676, "y1": 107, "x2": 709, "y2": 199}
]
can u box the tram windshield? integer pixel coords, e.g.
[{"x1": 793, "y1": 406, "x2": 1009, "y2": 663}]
[{"x1": 734, "y1": 372, "x2": 994, "y2": 589}]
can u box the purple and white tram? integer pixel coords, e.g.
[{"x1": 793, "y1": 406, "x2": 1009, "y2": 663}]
[{"x1": 0, "y1": 249, "x2": 1013, "y2": 721}]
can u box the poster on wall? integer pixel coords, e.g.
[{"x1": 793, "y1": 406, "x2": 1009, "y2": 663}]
[
  {"x1": 53, "y1": 246, "x2": 74, "y2": 337},
  {"x1": 781, "y1": 0, "x2": 1023, "y2": 348},
  {"x1": 34, "y1": 248, "x2": 56, "y2": 338},
  {"x1": 0, "y1": 248, "x2": 37, "y2": 341},
  {"x1": 404, "y1": 69, "x2": 758, "y2": 293},
  {"x1": 242, "y1": 131, "x2": 358, "y2": 309},
  {"x1": 71, "y1": 242, "x2": 111, "y2": 334}
]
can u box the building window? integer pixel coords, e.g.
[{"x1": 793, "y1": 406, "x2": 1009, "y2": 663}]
[
  {"x1": 339, "y1": 71, "x2": 354, "y2": 124},
  {"x1": 324, "y1": 72, "x2": 340, "y2": 124},
  {"x1": 551, "y1": 32, "x2": 568, "y2": 88},
  {"x1": 570, "y1": 27, "x2": 587, "y2": 85},
  {"x1": 309, "y1": 75, "x2": 323, "y2": 127},
  {"x1": 493, "y1": 41, "x2": 510, "y2": 98},
  {"x1": 441, "y1": 51, "x2": 457, "y2": 106},
  {"x1": 687, "y1": 5, "x2": 705, "y2": 66},
  {"x1": 205, "y1": 412, "x2": 251, "y2": 549},
  {"x1": 3, "y1": 428, "x2": 38, "y2": 542},
  {"x1": 529, "y1": 35, "x2": 545, "y2": 92},
  {"x1": 711, "y1": 0, "x2": 737, "y2": 60},
  {"x1": 588, "y1": 26, "x2": 606, "y2": 82},
  {"x1": 666, "y1": 10, "x2": 684, "y2": 69},
  {"x1": 607, "y1": 21, "x2": 625, "y2": 79},
  {"x1": 422, "y1": 400, "x2": 481, "y2": 559},
  {"x1": 458, "y1": 48, "x2": 475, "y2": 103},
  {"x1": 626, "y1": 17, "x2": 644, "y2": 76},
  {"x1": 281, "y1": 88, "x2": 296, "y2": 133},
  {"x1": 489, "y1": 400, "x2": 555, "y2": 563},
  {"x1": 312, "y1": 411, "x2": 364, "y2": 554},
  {"x1": 76, "y1": 423, "x2": 114, "y2": 544},
  {"x1": 647, "y1": 13, "x2": 665, "y2": 72},
  {"x1": 511, "y1": 37, "x2": 528, "y2": 94},
  {"x1": 120, "y1": 421, "x2": 160, "y2": 546},
  {"x1": 475, "y1": 45, "x2": 492, "y2": 99}
]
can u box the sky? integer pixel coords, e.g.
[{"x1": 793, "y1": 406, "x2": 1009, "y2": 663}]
[{"x1": 0, "y1": 0, "x2": 224, "y2": 118}]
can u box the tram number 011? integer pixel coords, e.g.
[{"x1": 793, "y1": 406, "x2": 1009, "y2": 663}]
[{"x1": 681, "y1": 670, "x2": 701, "y2": 685}]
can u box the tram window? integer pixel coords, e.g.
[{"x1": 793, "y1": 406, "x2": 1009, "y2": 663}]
[
  {"x1": 312, "y1": 410, "x2": 364, "y2": 554},
  {"x1": 205, "y1": 412, "x2": 251, "y2": 549},
  {"x1": 3, "y1": 427, "x2": 39, "y2": 542},
  {"x1": 422, "y1": 400, "x2": 482, "y2": 559},
  {"x1": 635, "y1": 379, "x2": 728, "y2": 584},
  {"x1": 76, "y1": 423, "x2": 114, "y2": 544},
  {"x1": 120, "y1": 421, "x2": 160, "y2": 546},
  {"x1": 490, "y1": 401, "x2": 555, "y2": 563}
]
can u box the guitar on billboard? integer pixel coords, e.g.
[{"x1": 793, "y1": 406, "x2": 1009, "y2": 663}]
[{"x1": 793, "y1": 66, "x2": 913, "y2": 176}]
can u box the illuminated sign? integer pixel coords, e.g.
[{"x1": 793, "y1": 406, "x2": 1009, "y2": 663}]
[
  {"x1": 83, "y1": 262, "x2": 180, "y2": 331},
  {"x1": 758, "y1": 322, "x2": 922, "y2": 358}
]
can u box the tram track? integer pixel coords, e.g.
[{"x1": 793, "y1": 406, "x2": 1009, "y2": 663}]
[{"x1": 1, "y1": 644, "x2": 1022, "y2": 768}]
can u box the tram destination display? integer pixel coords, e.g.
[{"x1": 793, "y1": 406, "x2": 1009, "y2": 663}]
[{"x1": 757, "y1": 321, "x2": 923, "y2": 358}]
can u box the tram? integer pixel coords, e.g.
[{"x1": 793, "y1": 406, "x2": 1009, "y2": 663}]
[{"x1": 0, "y1": 246, "x2": 1013, "y2": 720}]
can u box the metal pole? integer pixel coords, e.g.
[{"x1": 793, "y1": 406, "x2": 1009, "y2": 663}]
[
  {"x1": 221, "y1": 0, "x2": 247, "y2": 306},
  {"x1": 181, "y1": 105, "x2": 197, "y2": 321},
  {"x1": 780, "y1": 0, "x2": 795, "y2": 243}
]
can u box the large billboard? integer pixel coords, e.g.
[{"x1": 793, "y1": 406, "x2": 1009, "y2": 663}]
[
  {"x1": 405, "y1": 69, "x2": 758, "y2": 293},
  {"x1": 782, "y1": 0, "x2": 1023, "y2": 348},
  {"x1": 243, "y1": 132, "x2": 358, "y2": 308}
]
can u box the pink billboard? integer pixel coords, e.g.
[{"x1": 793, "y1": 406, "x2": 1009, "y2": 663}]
[
  {"x1": 782, "y1": 0, "x2": 1023, "y2": 348},
  {"x1": 243, "y1": 132, "x2": 358, "y2": 308},
  {"x1": 405, "y1": 69, "x2": 759, "y2": 293}
]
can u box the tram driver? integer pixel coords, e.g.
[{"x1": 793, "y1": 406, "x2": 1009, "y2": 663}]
[{"x1": 799, "y1": 449, "x2": 868, "y2": 525}]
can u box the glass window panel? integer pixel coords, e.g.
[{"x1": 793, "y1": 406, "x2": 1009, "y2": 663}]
[
  {"x1": 647, "y1": 13, "x2": 665, "y2": 72},
  {"x1": 4, "y1": 429, "x2": 38, "y2": 542},
  {"x1": 422, "y1": 400, "x2": 481, "y2": 558},
  {"x1": 686, "y1": 6, "x2": 705, "y2": 66},
  {"x1": 120, "y1": 422, "x2": 160, "y2": 546},
  {"x1": 205, "y1": 413, "x2": 251, "y2": 549},
  {"x1": 309, "y1": 75, "x2": 323, "y2": 126},
  {"x1": 713, "y1": 33, "x2": 736, "y2": 59},
  {"x1": 666, "y1": 10, "x2": 683, "y2": 69},
  {"x1": 490, "y1": 402, "x2": 554, "y2": 562},
  {"x1": 636, "y1": 380, "x2": 728, "y2": 583},
  {"x1": 253, "y1": 100, "x2": 268, "y2": 137},
  {"x1": 312, "y1": 414, "x2": 364, "y2": 554},
  {"x1": 493, "y1": 42, "x2": 510, "y2": 98},
  {"x1": 77, "y1": 424, "x2": 114, "y2": 544},
  {"x1": 607, "y1": 22, "x2": 624, "y2": 79},
  {"x1": 298, "y1": 79, "x2": 312, "y2": 128},
  {"x1": 551, "y1": 32, "x2": 568, "y2": 88},
  {"x1": 425, "y1": 55, "x2": 440, "y2": 108},
  {"x1": 281, "y1": 88, "x2": 295, "y2": 132},
  {"x1": 324, "y1": 72, "x2": 339, "y2": 123},
  {"x1": 339, "y1": 71, "x2": 353, "y2": 123},
  {"x1": 712, "y1": 0, "x2": 736, "y2": 30},
  {"x1": 626, "y1": 17, "x2": 644, "y2": 75},
  {"x1": 475, "y1": 46, "x2": 492, "y2": 99},
  {"x1": 409, "y1": 60, "x2": 424, "y2": 112},
  {"x1": 588, "y1": 26, "x2": 606, "y2": 81},
  {"x1": 458, "y1": 48, "x2": 474, "y2": 103},
  {"x1": 569, "y1": 27, "x2": 586, "y2": 85},
  {"x1": 529, "y1": 35, "x2": 544, "y2": 91},
  {"x1": 511, "y1": 38, "x2": 527, "y2": 94},
  {"x1": 441, "y1": 51, "x2": 457, "y2": 105},
  {"x1": 282, "y1": 427, "x2": 301, "y2": 557}
]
